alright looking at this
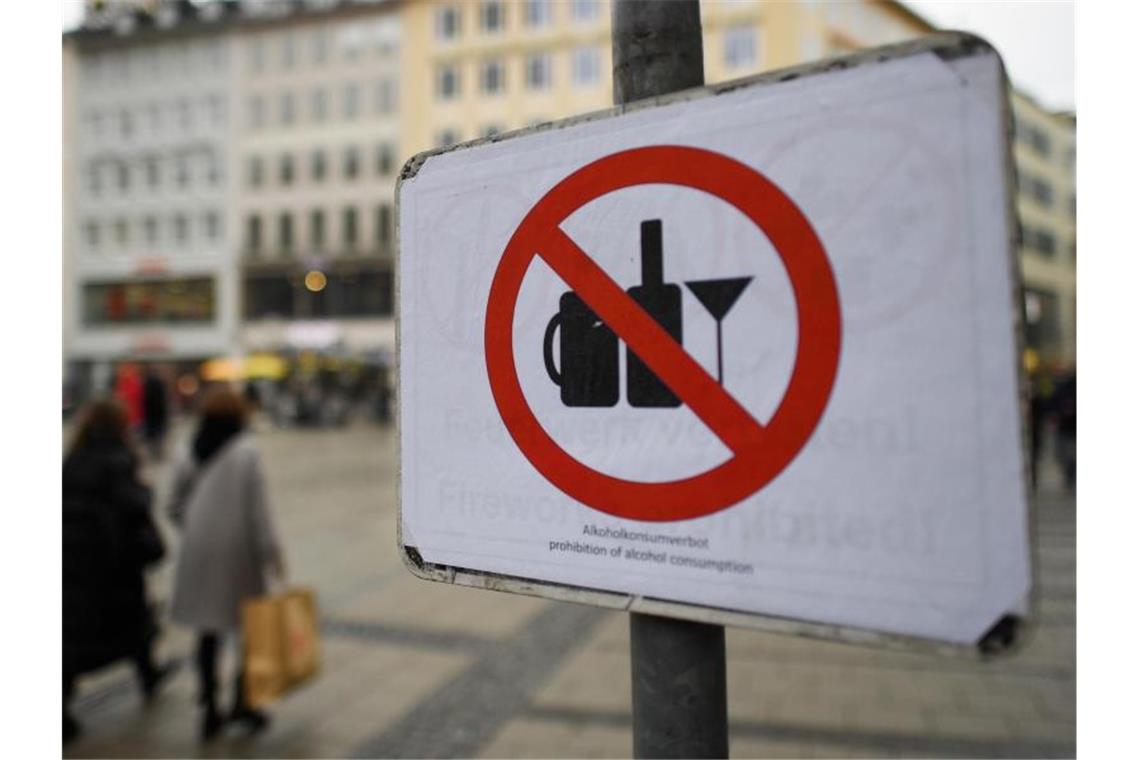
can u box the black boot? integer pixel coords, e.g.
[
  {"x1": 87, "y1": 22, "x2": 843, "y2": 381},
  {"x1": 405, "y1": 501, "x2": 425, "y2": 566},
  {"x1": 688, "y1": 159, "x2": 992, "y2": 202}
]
[
  {"x1": 196, "y1": 633, "x2": 224, "y2": 741},
  {"x1": 229, "y1": 668, "x2": 270, "y2": 734}
]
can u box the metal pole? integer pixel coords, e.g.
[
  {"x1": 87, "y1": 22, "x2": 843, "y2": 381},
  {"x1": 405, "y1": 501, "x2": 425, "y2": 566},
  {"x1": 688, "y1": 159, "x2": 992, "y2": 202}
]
[{"x1": 612, "y1": 3, "x2": 728, "y2": 758}]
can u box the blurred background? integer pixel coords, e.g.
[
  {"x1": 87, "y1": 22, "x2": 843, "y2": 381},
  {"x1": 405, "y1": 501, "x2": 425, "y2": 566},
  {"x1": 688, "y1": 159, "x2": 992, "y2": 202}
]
[{"x1": 60, "y1": 1, "x2": 1076, "y2": 757}]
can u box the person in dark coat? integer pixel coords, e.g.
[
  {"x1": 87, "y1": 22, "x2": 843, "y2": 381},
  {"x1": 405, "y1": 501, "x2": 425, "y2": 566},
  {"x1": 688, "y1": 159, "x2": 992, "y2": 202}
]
[
  {"x1": 142, "y1": 367, "x2": 170, "y2": 461},
  {"x1": 1052, "y1": 368, "x2": 1077, "y2": 491},
  {"x1": 63, "y1": 399, "x2": 174, "y2": 743}
]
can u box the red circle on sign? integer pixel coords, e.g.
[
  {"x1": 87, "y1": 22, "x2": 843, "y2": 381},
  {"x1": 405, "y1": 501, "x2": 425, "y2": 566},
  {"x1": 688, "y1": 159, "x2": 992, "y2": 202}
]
[{"x1": 485, "y1": 146, "x2": 841, "y2": 522}]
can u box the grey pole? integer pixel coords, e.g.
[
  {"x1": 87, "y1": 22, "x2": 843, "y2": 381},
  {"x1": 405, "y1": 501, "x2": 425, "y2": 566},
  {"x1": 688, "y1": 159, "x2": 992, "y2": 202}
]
[{"x1": 612, "y1": 2, "x2": 729, "y2": 758}]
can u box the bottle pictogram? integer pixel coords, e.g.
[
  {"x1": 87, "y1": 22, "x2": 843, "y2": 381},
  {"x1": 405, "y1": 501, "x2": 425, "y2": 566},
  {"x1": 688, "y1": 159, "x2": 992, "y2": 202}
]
[{"x1": 542, "y1": 218, "x2": 751, "y2": 407}]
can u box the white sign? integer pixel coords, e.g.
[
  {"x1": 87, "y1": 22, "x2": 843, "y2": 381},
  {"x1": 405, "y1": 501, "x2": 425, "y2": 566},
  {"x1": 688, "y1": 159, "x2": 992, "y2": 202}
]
[{"x1": 397, "y1": 36, "x2": 1031, "y2": 647}]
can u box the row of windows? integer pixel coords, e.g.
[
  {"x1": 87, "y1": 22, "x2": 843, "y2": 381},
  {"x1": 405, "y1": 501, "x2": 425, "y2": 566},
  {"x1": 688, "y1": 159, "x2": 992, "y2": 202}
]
[
  {"x1": 436, "y1": 47, "x2": 604, "y2": 100},
  {"x1": 245, "y1": 206, "x2": 394, "y2": 255},
  {"x1": 83, "y1": 279, "x2": 214, "y2": 328},
  {"x1": 435, "y1": 0, "x2": 602, "y2": 41},
  {"x1": 83, "y1": 212, "x2": 224, "y2": 252},
  {"x1": 83, "y1": 277, "x2": 216, "y2": 326},
  {"x1": 245, "y1": 270, "x2": 393, "y2": 320},
  {"x1": 1018, "y1": 222, "x2": 1058, "y2": 258},
  {"x1": 85, "y1": 152, "x2": 223, "y2": 197},
  {"x1": 246, "y1": 18, "x2": 400, "y2": 73},
  {"x1": 84, "y1": 96, "x2": 226, "y2": 141},
  {"x1": 247, "y1": 144, "x2": 397, "y2": 188},
  {"x1": 83, "y1": 40, "x2": 227, "y2": 86},
  {"x1": 247, "y1": 79, "x2": 397, "y2": 130}
]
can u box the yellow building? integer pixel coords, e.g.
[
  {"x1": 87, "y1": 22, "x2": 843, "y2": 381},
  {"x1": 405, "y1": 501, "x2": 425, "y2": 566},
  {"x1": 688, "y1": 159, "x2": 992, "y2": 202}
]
[
  {"x1": 397, "y1": 0, "x2": 934, "y2": 157},
  {"x1": 397, "y1": 0, "x2": 1075, "y2": 368},
  {"x1": 1012, "y1": 91, "x2": 1076, "y2": 367}
]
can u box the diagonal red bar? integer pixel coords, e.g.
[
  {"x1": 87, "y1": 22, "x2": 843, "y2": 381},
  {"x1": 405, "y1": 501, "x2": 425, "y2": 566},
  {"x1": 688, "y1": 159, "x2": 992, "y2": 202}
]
[{"x1": 536, "y1": 226, "x2": 766, "y2": 454}]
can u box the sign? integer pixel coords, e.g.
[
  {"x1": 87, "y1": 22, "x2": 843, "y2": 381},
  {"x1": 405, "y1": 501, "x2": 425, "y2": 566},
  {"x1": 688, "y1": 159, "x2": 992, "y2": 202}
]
[
  {"x1": 397, "y1": 35, "x2": 1032, "y2": 648},
  {"x1": 485, "y1": 146, "x2": 842, "y2": 521}
]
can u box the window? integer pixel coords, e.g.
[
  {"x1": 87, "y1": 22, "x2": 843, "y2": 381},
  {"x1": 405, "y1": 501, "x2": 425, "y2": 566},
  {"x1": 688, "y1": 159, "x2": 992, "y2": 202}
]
[
  {"x1": 571, "y1": 46, "x2": 601, "y2": 87},
  {"x1": 311, "y1": 87, "x2": 328, "y2": 122},
  {"x1": 244, "y1": 274, "x2": 293, "y2": 319},
  {"x1": 249, "y1": 39, "x2": 266, "y2": 72},
  {"x1": 437, "y1": 64, "x2": 461, "y2": 100},
  {"x1": 340, "y1": 22, "x2": 367, "y2": 59},
  {"x1": 249, "y1": 96, "x2": 265, "y2": 129},
  {"x1": 145, "y1": 158, "x2": 160, "y2": 188},
  {"x1": 206, "y1": 155, "x2": 221, "y2": 185},
  {"x1": 373, "y1": 17, "x2": 400, "y2": 55},
  {"x1": 310, "y1": 209, "x2": 325, "y2": 249},
  {"x1": 281, "y1": 34, "x2": 297, "y2": 69},
  {"x1": 173, "y1": 214, "x2": 188, "y2": 246},
  {"x1": 376, "y1": 144, "x2": 395, "y2": 175},
  {"x1": 87, "y1": 164, "x2": 101, "y2": 196},
  {"x1": 249, "y1": 156, "x2": 264, "y2": 188},
  {"x1": 311, "y1": 150, "x2": 327, "y2": 182},
  {"x1": 280, "y1": 92, "x2": 296, "y2": 126},
  {"x1": 143, "y1": 216, "x2": 158, "y2": 245},
  {"x1": 801, "y1": 32, "x2": 823, "y2": 62},
  {"x1": 85, "y1": 221, "x2": 99, "y2": 250},
  {"x1": 435, "y1": 6, "x2": 461, "y2": 40},
  {"x1": 523, "y1": 0, "x2": 553, "y2": 29},
  {"x1": 525, "y1": 53, "x2": 552, "y2": 90},
  {"x1": 435, "y1": 128, "x2": 459, "y2": 148},
  {"x1": 116, "y1": 163, "x2": 130, "y2": 194},
  {"x1": 481, "y1": 1, "x2": 504, "y2": 33},
  {"x1": 280, "y1": 154, "x2": 294, "y2": 186},
  {"x1": 1022, "y1": 225, "x2": 1058, "y2": 258},
  {"x1": 174, "y1": 157, "x2": 189, "y2": 189},
  {"x1": 207, "y1": 95, "x2": 224, "y2": 125},
  {"x1": 1019, "y1": 172, "x2": 1054, "y2": 209},
  {"x1": 279, "y1": 213, "x2": 294, "y2": 253},
  {"x1": 571, "y1": 0, "x2": 600, "y2": 23},
  {"x1": 374, "y1": 78, "x2": 396, "y2": 114},
  {"x1": 344, "y1": 147, "x2": 360, "y2": 179},
  {"x1": 312, "y1": 28, "x2": 330, "y2": 64},
  {"x1": 376, "y1": 204, "x2": 392, "y2": 247},
  {"x1": 204, "y1": 212, "x2": 220, "y2": 241},
  {"x1": 480, "y1": 59, "x2": 506, "y2": 94},
  {"x1": 724, "y1": 25, "x2": 757, "y2": 69},
  {"x1": 343, "y1": 206, "x2": 358, "y2": 248},
  {"x1": 343, "y1": 83, "x2": 360, "y2": 119},
  {"x1": 177, "y1": 99, "x2": 193, "y2": 132},
  {"x1": 84, "y1": 278, "x2": 216, "y2": 325},
  {"x1": 247, "y1": 215, "x2": 262, "y2": 254},
  {"x1": 115, "y1": 218, "x2": 129, "y2": 246}
]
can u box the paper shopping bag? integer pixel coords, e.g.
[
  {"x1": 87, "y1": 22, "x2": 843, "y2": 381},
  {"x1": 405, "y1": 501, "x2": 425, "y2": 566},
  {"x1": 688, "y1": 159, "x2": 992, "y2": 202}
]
[{"x1": 242, "y1": 587, "x2": 321, "y2": 708}]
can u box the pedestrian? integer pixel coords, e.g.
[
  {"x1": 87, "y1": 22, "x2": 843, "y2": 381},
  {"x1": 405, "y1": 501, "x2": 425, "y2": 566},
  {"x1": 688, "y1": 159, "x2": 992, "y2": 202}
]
[
  {"x1": 142, "y1": 366, "x2": 170, "y2": 462},
  {"x1": 63, "y1": 398, "x2": 174, "y2": 744},
  {"x1": 166, "y1": 387, "x2": 286, "y2": 741},
  {"x1": 114, "y1": 363, "x2": 144, "y2": 433},
  {"x1": 1052, "y1": 367, "x2": 1076, "y2": 492}
]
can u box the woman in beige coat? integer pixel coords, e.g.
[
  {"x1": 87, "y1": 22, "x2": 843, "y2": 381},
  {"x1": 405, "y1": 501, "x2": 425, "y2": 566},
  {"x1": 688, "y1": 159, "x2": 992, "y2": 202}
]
[{"x1": 167, "y1": 388, "x2": 284, "y2": 741}]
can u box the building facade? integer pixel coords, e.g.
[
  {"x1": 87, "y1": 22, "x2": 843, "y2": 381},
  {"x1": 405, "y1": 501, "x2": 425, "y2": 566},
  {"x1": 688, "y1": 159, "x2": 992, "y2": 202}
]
[
  {"x1": 1012, "y1": 91, "x2": 1077, "y2": 367},
  {"x1": 65, "y1": 1, "x2": 241, "y2": 393},
  {"x1": 62, "y1": 0, "x2": 1076, "y2": 397},
  {"x1": 235, "y1": 2, "x2": 401, "y2": 358}
]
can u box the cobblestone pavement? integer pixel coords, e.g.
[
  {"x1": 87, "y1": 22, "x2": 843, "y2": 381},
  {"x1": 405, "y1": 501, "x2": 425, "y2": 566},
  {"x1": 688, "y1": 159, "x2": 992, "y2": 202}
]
[{"x1": 64, "y1": 421, "x2": 1075, "y2": 759}]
